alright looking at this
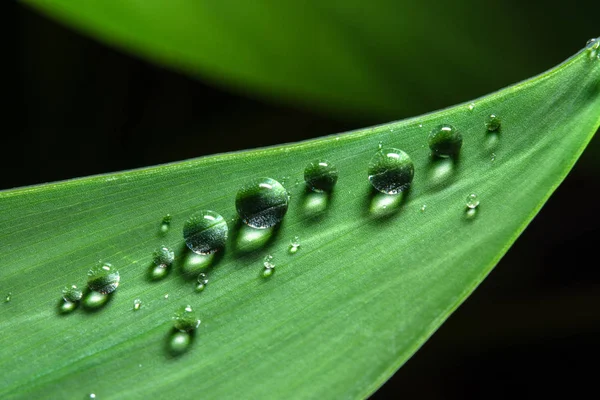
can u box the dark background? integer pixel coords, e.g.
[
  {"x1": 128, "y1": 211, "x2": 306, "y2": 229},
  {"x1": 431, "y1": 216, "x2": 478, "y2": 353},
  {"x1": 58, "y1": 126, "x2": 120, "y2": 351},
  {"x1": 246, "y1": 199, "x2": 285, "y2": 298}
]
[{"x1": 4, "y1": 2, "x2": 600, "y2": 398}]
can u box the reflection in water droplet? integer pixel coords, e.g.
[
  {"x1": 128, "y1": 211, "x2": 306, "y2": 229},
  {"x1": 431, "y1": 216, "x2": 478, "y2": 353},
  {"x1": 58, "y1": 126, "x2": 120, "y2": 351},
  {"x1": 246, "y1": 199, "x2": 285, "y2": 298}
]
[
  {"x1": 168, "y1": 331, "x2": 192, "y2": 356},
  {"x1": 587, "y1": 38, "x2": 597, "y2": 46},
  {"x1": 160, "y1": 214, "x2": 172, "y2": 234},
  {"x1": 303, "y1": 192, "x2": 329, "y2": 216},
  {"x1": 133, "y1": 299, "x2": 142, "y2": 311},
  {"x1": 236, "y1": 178, "x2": 288, "y2": 229},
  {"x1": 485, "y1": 114, "x2": 501, "y2": 132},
  {"x1": 183, "y1": 210, "x2": 228, "y2": 255},
  {"x1": 173, "y1": 305, "x2": 201, "y2": 332},
  {"x1": 466, "y1": 193, "x2": 480, "y2": 209},
  {"x1": 289, "y1": 236, "x2": 300, "y2": 254},
  {"x1": 62, "y1": 285, "x2": 83, "y2": 302},
  {"x1": 87, "y1": 262, "x2": 120, "y2": 294},
  {"x1": 235, "y1": 223, "x2": 276, "y2": 252},
  {"x1": 428, "y1": 124, "x2": 462, "y2": 158},
  {"x1": 304, "y1": 160, "x2": 338, "y2": 192},
  {"x1": 377, "y1": 141, "x2": 383, "y2": 150},
  {"x1": 153, "y1": 246, "x2": 174, "y2": 268},
  {"x1": 368, "y1": 148, "x2": 414, "y2": 194},
  {"x1": 150, "y1": 265, "x2": 170, "y2": 281}
]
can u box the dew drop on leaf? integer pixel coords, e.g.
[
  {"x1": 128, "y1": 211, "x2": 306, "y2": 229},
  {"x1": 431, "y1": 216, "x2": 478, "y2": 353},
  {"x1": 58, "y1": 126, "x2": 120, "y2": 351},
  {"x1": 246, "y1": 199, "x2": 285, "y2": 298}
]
[
  {"x1": 485, "y1": 114, "x2": 502, "y2": 132},
  {"x1": 160, "y1": 214, "x2": 172, "y2": 233},
  {"x1": 289, "y1": 236, "x2": 301, "y2": 254},
  {"x1": 420, "y1": 204, "x2": 427, "y2": 212},
  {"x1": 428, "y1": 124, "x2": 462, "y2": 158},
  {"x1": 466, "y1": 193, "x2": 480, "y2": 209},
  {"x1": 196, "y1": 273, "x2": 208, "y2": 292},
  {"x1": 235, "y1": 177, "x2": 289, "y2": 229},
  {"x1": 262, "y1": 255, "x2": 275, "y2": 277},
  {"x1": 183, "y1": 210, "x2": 228, "y2": 255},
  {"x1": 368, "y1": 148, "x2": 414, "y2": 195},
  {"x1": 5, "y1": 292, "x2": 12, "y2": 303},
  {"x1": 59, "y1": 300, "x2": 77, "y2": 314},
  {"x1": 62, "y1": 285, "x2": 83, "y2": 302},
  {"x1": 133, "y1": 299, "x2": 142, "y2": 311},
  {"x1": 468, "y1": 102, "x2": 475, "y2": 111},
  {"x1": 87, "y1": 263, "x2": 120, "y2": 294},
  {"x1": 173, "y1": 305, "x2": 201, "y2": 332},
  {"x1": 152, "y1": 246, "x2": 175, "y2": 268},
  {"x1": 304, "y1": 160, "x2": 338, "y2": 193}
]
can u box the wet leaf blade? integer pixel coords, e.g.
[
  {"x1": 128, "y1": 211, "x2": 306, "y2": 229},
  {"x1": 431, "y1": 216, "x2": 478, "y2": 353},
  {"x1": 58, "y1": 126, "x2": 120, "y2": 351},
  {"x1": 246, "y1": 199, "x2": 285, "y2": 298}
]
[{"x1": 1, "y1": 46, "x2": 599, "y2": 399}]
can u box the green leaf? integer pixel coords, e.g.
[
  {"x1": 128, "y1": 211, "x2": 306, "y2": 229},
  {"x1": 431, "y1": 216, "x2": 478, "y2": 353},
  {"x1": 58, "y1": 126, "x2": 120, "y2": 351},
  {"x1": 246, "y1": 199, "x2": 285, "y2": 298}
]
[
  {"x1": 22, "y1": 0, "x2": 587, "y2": 118},
  {"x1": 1, "y1": 44, "x2": 599, "y2": 399}
]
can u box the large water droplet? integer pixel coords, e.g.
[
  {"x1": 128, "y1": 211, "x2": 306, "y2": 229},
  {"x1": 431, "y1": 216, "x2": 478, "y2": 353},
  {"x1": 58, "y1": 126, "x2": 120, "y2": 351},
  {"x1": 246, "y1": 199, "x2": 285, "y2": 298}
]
[
  {"x1": 183, "y1": 210, "x2": 228, "y2": 255},
  {"x1": 428, "y1": 124, "x2": 462, "y2": 158},
  {"x1": 304, "y1": 160, "x2": 338, "y2": 192},
  {"x1": 173, "y1": 305, "x2": 201, "y2": 332},
  {"x1": 289, "y1": 236, "x2": 301, "y2": 254},
  {"x1": 368, "y1": 148, "x2": 414, "y2": 194},
  {"x1": 62, "y1": 285, "x2": 83, "y2": 303},
  {"x1": 485, "y1": 114, "x2": 501, "y2": 132},
  {"x1": 87, "y1": 263, "x2": 120, "y2": 294},
  {"x1": 236, "y1": 178, "x2": 288, "y2": 229},
  {"x1": 466, "y1": 193, "x2": 480, "y2": 209},
  {"x1": 153, "y1": 246, "x2": 175, "y2": 268}
]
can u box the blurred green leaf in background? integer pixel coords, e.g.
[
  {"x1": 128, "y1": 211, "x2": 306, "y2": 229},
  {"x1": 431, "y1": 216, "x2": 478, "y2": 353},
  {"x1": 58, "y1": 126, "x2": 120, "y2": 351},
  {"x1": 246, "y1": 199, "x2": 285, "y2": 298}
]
[{"x1": 2, "y1": 0, "x2": 600, "y2": 398}]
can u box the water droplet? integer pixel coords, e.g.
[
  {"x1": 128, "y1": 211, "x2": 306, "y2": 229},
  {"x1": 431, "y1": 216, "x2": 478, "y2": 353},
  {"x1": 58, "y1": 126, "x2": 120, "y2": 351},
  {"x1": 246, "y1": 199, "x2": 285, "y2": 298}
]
[
  {"x1": 485, "y1": 114, "x2": 501, "y2": 132},
  {"x1": 466, "y1": 193, "x2": 480, "y2": 209},
  {"x1": 82, "y1": 291, "x2": 109, "y2": 310},
  {"x1": 420, "y1": 204, "x2": 427, "y2": 212},
  {"x1": 196, "y1": 273, "x2": 208, "y2": 292},
  {"x1": 152, "y1": 246, "x2": 175, "y2": 268},
  {"x1": 5, "y1": 292, "x2": 12, "y2": 303},
  {"x1": 368, "y1": 148, "x2": 414, "y2": 195},
  {"x1": 587, "y1": 39, "x2": 599, "y2": 59},
  {"x1": 304, "y1": 160, "x2": 338, "y2": 192},
  {"x1": 468, "y1": 103, "x2": 475, "y2": 111},
  {"x1": 168, "y1": 331, "x2": 192, "y2": 356},
  {"x1": 428, "y1": 124, "x2": 462, "y2": 158},
  {"x1": 87, "y1": 262, "x2": 120, "y2": 294},
  {"x1": 160, "y1": 214, "x2": 172, "y2": 233},
  {"x1": 62, "y1": 285, "x2": 83, "y2": 303},
  {"x1": 377, "y1": 141, "x2": 383, "y2": 150},
  {"x1": 235, "y1": 178, "x2": 288, "y2": 229},
  {"x1": 133, "y1": 299, "x2": 142, "y2": 311},
  {"x1": 59, "y1": 300, "x2": 77, "y2": 314},
  {"x1": 263, "y1": 254, "x2": 274, "y2": 269},
  {"x1": 418, "y1": 124, "x2": 423, "y2": 128},
  {"x1": 173, "y1": 305, "x2": 201, "y2": 332},
  {"x1": 587, "y1": 38, "x2": 597, "y2": 47},
  {"x1": 149, "y1": 264, "x2": 170, "y2": 281},
  {"x1": 289, "y1": 236, "x2": 301, "y2": 254},
  {"x1": 491, "y1": 152, "x2": 497, "y2": 162},
  {"x1": 164, "y1": 293, "x2": 169, "y2": 300},
  {"x1": 89, "y1": 394, "x2": 96, "y2": 399},
  {"x1": 183, "y1": 210, "x2": 228, "y2": 255}
]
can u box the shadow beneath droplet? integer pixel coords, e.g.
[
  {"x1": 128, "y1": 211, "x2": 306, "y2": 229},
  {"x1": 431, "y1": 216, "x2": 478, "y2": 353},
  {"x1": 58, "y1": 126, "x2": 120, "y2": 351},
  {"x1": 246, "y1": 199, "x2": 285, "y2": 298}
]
[
  {"x1": 175, "y1": 243, "x2": 224, "y2": 282},
  {"x1": 81, "y1": 290, "x2": 113, "y2": 313},
  {"x1": 300, "y1": 187, "x2": 333, "y2": 223},
  {"x1": 231, "y1": 218, "x2": 281, "y2": 255},
  {"x1": 364, "y1": 186, "x2": 410, "y2": 221},
  {"x1": 165, "y1": 328, "x2": 195, "y2": 358},
  {"x1": 427, "y1": 155, "x2": 460, "y2": 188},
  {"x1": 146, "y1": 263, "x2": 171, "y2": 282},
  {"x1": 56, "y1": 298, "x2": 79, "y2": 315},
  {"x1": 463, "y1": 206, "x2": 480, "y2": 221}
]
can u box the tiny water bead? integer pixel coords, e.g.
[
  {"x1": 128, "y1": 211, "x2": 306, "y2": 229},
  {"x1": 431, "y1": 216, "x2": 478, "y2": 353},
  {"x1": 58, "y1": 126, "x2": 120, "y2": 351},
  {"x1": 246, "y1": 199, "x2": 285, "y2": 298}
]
[
  {"x1": 236, "y1": 177, "x2": 289, "y2": 229},
  {"x1": 153, "y1": 246, "x2": 175, "y2": 267},
  {"x1": 468, "y1": 103, "x2": 475, "y2": 111},
  {"x1": 420, "y1": 204, "x2": 427, "y2": 212},
  {"x1": 428, "y1": 124, "x2": 462, "y2": 158},
  {"x1": 87, "y1": 263, "x2": 120, "y2": 294},
  {"x1": 262, "y1": 255, "x2": 275, "y2": 277},
  {"x1": 485, "y1": 114, "x2": 501, "y2": 132},
  {"x1": 62, "y1": 285, "x2": 83, "y2": 302},
  {"x1": 196, "y1": 273, "x2": 208, "y2": 292},
  {"x1": 5, "y1": 292, "x2": 12, "y2": 303},
  {"x1": 289, "y1": 236, "x2": 300, "y2": 254},
  {"x1": 466, "y1": 193, "x2": 480, "y2": 209},
  {"x1": 173, "y1": 305, "x2": 201, "y2": 332},
  {"x1": 491, "y1": 152, "x2": 497, "y2": 162},
  {"x1": 160, "y1": 214, "x2": 172, "y2": 233},
  {"x1": 304, "y1": 160, "x2": 338, "y2": 192},
  {"x1": 587, "y1": 38, "x2": 597, "y2": 46},
  {"x1": 183, "y1": 210, "x2": 228, "y2": 255},
  {"x1": 368, "y1": 148, "x2": 414, "y2": 195},
  {"x1": 133, "y1": 299, "x2": 142, "y2": 311},
  {"x1": 59, "y1": 300, "x2": 77, "y2": 314}
]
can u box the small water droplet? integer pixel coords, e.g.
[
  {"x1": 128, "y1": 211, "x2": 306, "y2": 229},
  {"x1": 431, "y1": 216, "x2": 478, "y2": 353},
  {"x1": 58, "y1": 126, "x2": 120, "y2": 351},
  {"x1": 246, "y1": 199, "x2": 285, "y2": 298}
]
[
  {"x1": 468, "y1": 103, "x2": 475, "y2": 111},
  {"x1": 236, "y1": 178, "x2": 288, "y2": 229},
  {"x1": 89, "y1": 394, "x2": 96, "y2": 399},
  {"x1": 168, "y1": 331, "x2": 192, "y2": 356},
  {"x1": 262, "y1": 268, "x2": 274, "y2": 278},
  {"x1": 466, "y1": 193, "x2": 480, "y2": 209},
  {"x1": 152, "y1": 246, "x2": 174, "y2": 268},
  {"x1": 485, "y1": 114, "x2": 501, "y2": 132},
  {"x1": 5, "y1": 292, "x2": 12, "y2": 303},
  {"x1": 304, "y1": 160, "x2": 339, "y2": 192},
  {"x1": 420, "y1": 204, "x2": 427, "y2": 212},
  {"x1": 262, "y1": 255, "x2": 275, "y2": 277},
  {"x1": 164, "y1": 293, "x2": 169, "y2": 300},
  {"x1": 368, "y1": 148, "x2": 414, "y2": 195},
  {"x1": 160, "y1": 214, "x2": 172, "y2": 233},
  {"x1": 183, "y1": 210, "x2": 228, "y2": 255},
  {"x1": 87, "y1": 262, "x2": 120, "y2": 294},
  {"x1": 62, "y1": 285, "x2": 83, "y2": 303},
  {"x1": 59, "y1": 300, "x2": 77, "y2": 314},
  {"x1": 587, "y1": 38, "x2": 597, "y2": 47},
  {"x1": 377, "y1": 141, "x2": 383, "y2": 150},
  {"x1": 491, "y1": 152, "x2": 497, "y2": 162},
  {"x1": 418, "y1": 124, "x2": 423, "y2": 128},
  {"x1": 173, "y1": 305, "x2": 201, "y2": 332},
  {"x1": 289, "y1": 236, "x2": 301, "y2": 254},
  {"x1": 196, "y1": 273, "x2": 208, "y2": 292},
  {"x1": 428, "y1": 124, "x2": 462, "y2": 158},
  {"x1": 133, "y1": 299, "x2": 142, "y2": 311}
]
